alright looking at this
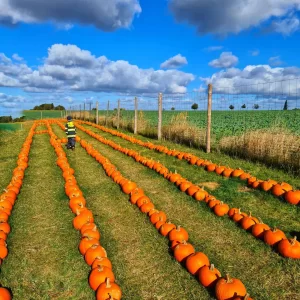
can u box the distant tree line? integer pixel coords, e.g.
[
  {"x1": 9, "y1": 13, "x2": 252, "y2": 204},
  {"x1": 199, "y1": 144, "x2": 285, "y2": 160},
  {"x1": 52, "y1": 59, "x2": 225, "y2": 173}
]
[
  {"x1": 0, "y1": 116, "x2": 25, "y2": 123},
  {"x1": 32, "y1": 103, "x2": 65, "y2": 110}
]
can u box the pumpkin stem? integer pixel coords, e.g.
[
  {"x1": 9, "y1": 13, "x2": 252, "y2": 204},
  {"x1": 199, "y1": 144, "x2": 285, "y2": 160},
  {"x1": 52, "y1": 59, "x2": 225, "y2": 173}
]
[
  {"x1": 177, "y1": 225, "x2": 181, "y2": 231},
  {"x1": 291, "y1": 236, "x2": 297, "y2": 246},
  {"x1": 106, "y1": 277, "x2": 111, "y2": 288},
  {"x1": 258, "y1": 217, "x2": 264, "y2": 224},
  {"x1": 244, "y1": 293, "x2": 251, "y2": 300},
  {"x1": 249, "y1": 211, "x2": 252, "y2": 217},
  {"x1": 209, "y1": 264, "x2": 215, "y2": 271},
  {"x1": 225, "y1": 274, "x2": 232, "y2": 283}
]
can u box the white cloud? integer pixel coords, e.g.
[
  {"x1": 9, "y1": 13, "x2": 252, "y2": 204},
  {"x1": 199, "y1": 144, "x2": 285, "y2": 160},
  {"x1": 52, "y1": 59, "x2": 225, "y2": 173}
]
[
  {"x1": 204, "y1": 46, "x2": 224, "y2": 52},
  {"x1": 160, "y1": 54, "x2": 188, "y2": 69},
  {"x1": 0, "y1": 44, "x2": 195, "y2": 94},
  {"x1": 269, "y1": 56, "x2": 284, "y2": 66},
  {"x1": 250, "y1": 50, "x2": 260, "y2": 56},
  {"x1": 169, "y1": 0, "x2": 300, "y2": 35},
  {"x1": 209, "y1": 52, "x2": 238, "y2": 69},
  {"x1": 0, "y1": 0, "x2": 141, "y2": 32},
  {"x1": 271, "y1": 15, "x2": 300, "y2": 35},
  {"x1": 0, "y1": 53, "x2": 11, "y2": 63},
  {"x1": 0, "y1": 93, "x2": 26, "y2": 108},
  {"x1": 12, "y1": 53, "x2": 23, "y2": 61},
  {"x1": 200, "y1": 64, "x2": 300, "y2": 95}
]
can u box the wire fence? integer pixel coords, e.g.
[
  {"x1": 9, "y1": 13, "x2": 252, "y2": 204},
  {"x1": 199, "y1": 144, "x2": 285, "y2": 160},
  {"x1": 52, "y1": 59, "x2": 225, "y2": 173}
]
[{"x1": 1, "y1": 78, "x2": 300, "y2": 172}]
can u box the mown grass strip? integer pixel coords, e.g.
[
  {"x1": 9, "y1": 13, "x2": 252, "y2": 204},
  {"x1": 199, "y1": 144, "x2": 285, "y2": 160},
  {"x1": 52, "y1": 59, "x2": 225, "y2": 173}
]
[
  {"x1": 72, "y1": 122, "x2": 298, "y2": 258},
  {"x1": 80, "y1": 120, "x2": 300, "y2": 206},
  {"x1": 45, "y1": 121, "x2": 122, "y2": 299},
  {"x1": 51, "y1": 122, "x2": 212, "y2": 299},
  {"x1": 64, "y1": 122, "x2": 300, "y2": 299},
  {"x1": 80, "y1": 121, "x2": 300, "y2": 237},
  {"x1": 0, "y1": 124, "x2": 94, "y2": 299}
]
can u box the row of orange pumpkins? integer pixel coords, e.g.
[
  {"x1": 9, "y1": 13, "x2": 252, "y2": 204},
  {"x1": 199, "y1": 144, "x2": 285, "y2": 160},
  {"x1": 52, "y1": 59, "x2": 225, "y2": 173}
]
[
  {"x1": 68, "y1": 126, "x2": 253, "y2": 300},
  {"x1": 0, "y1": 123, "x2": 39, "y2": 299},
  {"x1": 79, "y1": 121, "x2": 300, "y2": 206},
  {"x1": 73, "y1": 122, "x2": 299, "y2": 259},
  {"x1": 44, "y1": 121, "x2": 122, "y2": 300}
]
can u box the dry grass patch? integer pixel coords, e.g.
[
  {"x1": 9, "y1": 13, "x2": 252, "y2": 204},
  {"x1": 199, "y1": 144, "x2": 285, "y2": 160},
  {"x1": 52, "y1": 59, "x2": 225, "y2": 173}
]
[
  {"x1": 219, "y1": 128, "x2": 300, "y2": 173},
  {"x1": 197, "y1": 181, "x2": 220, "y2": 190}
]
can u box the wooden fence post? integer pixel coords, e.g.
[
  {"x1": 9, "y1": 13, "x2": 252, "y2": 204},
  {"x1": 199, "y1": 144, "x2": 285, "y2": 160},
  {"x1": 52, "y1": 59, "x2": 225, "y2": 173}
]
[
  {"x1": 206, "y1": 84, "x2": 213, "y2": 153},
  {"x1": 96, "y1": 101, "x2": 99, "y2": 124},
  {"x1": 106, "y1": 100, "x2": 110, "y2": 126},
  {"x1": 158, "y1": 93, "x2": 163, "y2": 140},
  {"x1": 117, "y1": 99, "x2": 120, "y2": 129},
  {"x1": 134, "y1": 97, "x2": 138, "y2": 134},
  {"x1": 83, "y1": 102, "x2": 86, "y2": 121}
]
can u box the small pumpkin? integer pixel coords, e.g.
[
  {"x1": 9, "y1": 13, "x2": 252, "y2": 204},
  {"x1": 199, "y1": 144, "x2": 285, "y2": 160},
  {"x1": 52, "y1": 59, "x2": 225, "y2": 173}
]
[
  {"x1": 173, "y1": 241, "x2": 195, "y2": 263},
  {"x1": 0, "y1": 287, "x2": 12, "y2": 300},
  {"x1": 198, "y1": 264, "x2": 221, "y2": 288},
  {"x1": 277, "y1": 236, "x2": 300, "y2": 259},
  {"x1": 169, "y1": 226, "x2": 189, "y2": 242},
  {"x1": 264, "y1": 227, "x2": 286, "y2": 246},
  {"x1": 213, "y1": 202, "x2": 230, "y2": 217},
  {"x1": 96, "y1": 278, "x2": 122, "y2": 300},
  {"x1": 88, "y1": 266, "x2": 115, "y2": 291},
  {"x1": 215, "y1": 274, "x2": 247, "y2": 300},
  {"x1": 185, "y1": 252, "x2": 210, "y2": 275},
  {"x1": 284, "y1": 190, "x2": 300, "y2": 205}
]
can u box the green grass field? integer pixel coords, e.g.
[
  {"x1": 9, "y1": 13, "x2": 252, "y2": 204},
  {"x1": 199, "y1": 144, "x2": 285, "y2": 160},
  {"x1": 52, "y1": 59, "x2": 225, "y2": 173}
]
[
  {"x1": 22, "y1": 109, "x2": 300, "y2": 140},
  {"x1": 0, "y1": 121, "x2": 299, "y2": 299},
  {"x1": 22, "y1": 110, "x2": 64, "y2": 120},
  {"x1": 0, "y1": 123, "x2": 23, "y2": 131}
]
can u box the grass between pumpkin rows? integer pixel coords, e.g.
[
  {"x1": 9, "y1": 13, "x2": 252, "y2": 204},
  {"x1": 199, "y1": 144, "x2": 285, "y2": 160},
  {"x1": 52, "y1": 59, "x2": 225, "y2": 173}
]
[
  {"x1": 50, "y1": 124, "x2": 212, "y2": 299},
  {"x1": 0, "y1": 126, "x2": 30, "y2": 190},
  {"x1": 62, "y1": 123, "x2": 300, "y2": 300},
  {"x1": 80, "y1": 123, "x2": 300, "y2": 236},
  {"x1": 0, "y1": 127, "x2": 94, "y2": 299}
]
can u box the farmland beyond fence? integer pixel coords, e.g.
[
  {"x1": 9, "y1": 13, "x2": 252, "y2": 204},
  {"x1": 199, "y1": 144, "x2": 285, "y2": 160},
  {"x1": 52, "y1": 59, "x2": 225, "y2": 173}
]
[{"x1": 1, "y1": 79, "x2": 300, "y2": 172}]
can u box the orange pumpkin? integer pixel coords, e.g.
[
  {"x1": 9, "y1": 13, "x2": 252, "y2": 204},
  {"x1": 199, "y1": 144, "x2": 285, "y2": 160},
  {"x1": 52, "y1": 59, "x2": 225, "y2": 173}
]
[
  {"x1": 96, "y1": 278, "x2": 122, "y2": 300},
  {"x1": 215, "y1": 274, "x2": 247, "y2": 300},
  {"x1": 173, "y1": 241, "x2": 195, "y2": 263},
  {"x1": 198, "y1": 264, "x2": 221, "y2": 288},
  {"x1": 88, "y1": 266, "x2": 115, "y2": 291},
  {"x1": 278, "y1": 236, "x2": 300, "y2": 259},
  {"x1": 264, "y1": 227, "x2": 286, "y2": 246},
  {"x1": 186, "y1": 252, "x2": 210, "y2": 275}
]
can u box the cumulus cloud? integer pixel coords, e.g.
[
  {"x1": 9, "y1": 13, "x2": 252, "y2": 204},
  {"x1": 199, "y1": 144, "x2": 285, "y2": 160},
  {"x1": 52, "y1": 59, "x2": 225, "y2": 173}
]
[
  {"x1": 209, "y1": 52, "x2": 238, "y2": 69},
  {"x1": 200, "y1": 64, "x2": 300, "y2": 95},
  {"x1": 271, "y1": 15, "x2": 300, "y2": 35},
  {"x1": 12, "y1": 53, "x2": 24, "y2": 61},
  {"x1": 0, "y1": 92, "x2": 26, "y2": 108},
  {"x1": 250, "y1": 50, "x2": 260, "y2": 56},
  {"x1": 0, "y1": 0, "x2": 141, "y2": 32},
  {"x1": 169, "y1": 0, "x2": 300, "y2": 35},
  {"x1": 204, "y1": 46, "x2": 224, "y2": 52},
  {"x1": 269, "y1": 56, "x2": 284, "y2": 66},
  {"x1": 160, "y1": 54, "x2": 188, "y2": 69},
  {"x1": 0, "y1": 44, "x2": 195, "y2": 94}
]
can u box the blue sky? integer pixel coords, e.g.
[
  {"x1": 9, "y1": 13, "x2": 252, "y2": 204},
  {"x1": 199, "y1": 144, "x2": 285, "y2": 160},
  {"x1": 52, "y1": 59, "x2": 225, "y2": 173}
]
[{"x1": 1, "y1": 0, "x2": 300, "y2": 115}]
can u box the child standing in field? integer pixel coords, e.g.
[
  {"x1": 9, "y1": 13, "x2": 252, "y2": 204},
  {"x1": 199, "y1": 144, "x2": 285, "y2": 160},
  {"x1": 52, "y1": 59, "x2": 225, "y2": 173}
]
[{"x1": 65, "y1": 116, "x2": 76, "y2": 150}]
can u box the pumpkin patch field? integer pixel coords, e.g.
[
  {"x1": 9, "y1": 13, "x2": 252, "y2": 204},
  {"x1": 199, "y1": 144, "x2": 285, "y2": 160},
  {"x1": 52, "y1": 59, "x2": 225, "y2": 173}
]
[{"x1": 0, "y1": 120, "x2": 299, "y2": 300}]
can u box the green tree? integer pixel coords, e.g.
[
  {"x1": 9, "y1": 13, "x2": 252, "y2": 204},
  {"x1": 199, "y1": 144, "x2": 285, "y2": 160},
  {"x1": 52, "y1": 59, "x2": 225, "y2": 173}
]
[
  {"x1": 253, "y1": 104, "x2": 259, "y2": 109},
  {"x1": 171, "y1": 107, "x2": 175, "y2": 111},
  {"x1": 241, "y1": 104, "x2": 246, "y2": 109},
  {"x1": 191, "y1": 103, "x2": 198, "y2": 110},
  {"x1": 283, "y1": 100, "x2": 288, "y2": 110},
  {"x1": 229, "y1": 105, "x2": 234, "y2": 110}
]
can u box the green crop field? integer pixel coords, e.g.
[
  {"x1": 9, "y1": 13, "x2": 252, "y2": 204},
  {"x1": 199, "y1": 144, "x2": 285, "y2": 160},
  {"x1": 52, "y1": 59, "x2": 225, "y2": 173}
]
[
  {"x1": 103, "y1": 109, "x2": 300, "y2": 140},
  {"x1": 0, "y1": 123, "x2": 23, "y2": 131},
  {"x1": 22, "y1": 110, "x2": 64, "y2": 120}
]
